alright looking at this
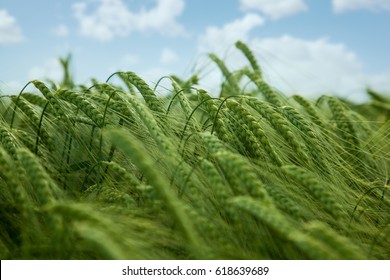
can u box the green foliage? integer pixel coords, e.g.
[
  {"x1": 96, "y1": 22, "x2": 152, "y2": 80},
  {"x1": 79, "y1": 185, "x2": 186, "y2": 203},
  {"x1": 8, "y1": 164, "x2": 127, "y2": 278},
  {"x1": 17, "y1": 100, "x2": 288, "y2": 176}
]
[{"x1": 0, "y1": 41, "x2": 389, "y2": 260}]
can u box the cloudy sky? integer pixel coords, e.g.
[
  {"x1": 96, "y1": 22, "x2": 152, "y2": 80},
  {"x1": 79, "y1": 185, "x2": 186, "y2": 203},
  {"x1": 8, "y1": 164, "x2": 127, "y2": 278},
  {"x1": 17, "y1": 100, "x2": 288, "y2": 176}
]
[{"x1": 1, "y1": 0, "x2": 390, "y2": 101}]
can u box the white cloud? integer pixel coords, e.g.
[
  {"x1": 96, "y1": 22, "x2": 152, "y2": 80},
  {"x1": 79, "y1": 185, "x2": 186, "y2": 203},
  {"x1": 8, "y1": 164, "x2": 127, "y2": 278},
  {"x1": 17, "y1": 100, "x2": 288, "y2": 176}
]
[
  {"x1": 28, "y1": 58, "x2": 63, "y2": 82},
  {"x1": 198, "y1": 13, "x2": 265, "y2": 53},
  {"x1": 252, "y1": 36, "x2": 390, "y2": 101},
  {"x1": 53, "y1": 24, "x2": 69, "y2": 37},
  {"x1": 0, "y1": 9, "x2": 24, "y2": 45},
  {"x1": 196, "y1": 16, "x2": 390, "y2": 102},
  {"x1": 249, "y1": 36, "x2": 368, "y2": 100},
  {"x1": 123, "y1": 53, "x2": 139, "y2": 65},
  {"x1": 72, "y1": 0, "x2": 186, "y2": 41},
  {"x1": 333, "y1": 0, "x2": 390, "y2": 13},
  {"x1": 240, "y1": 0, "x2": 308, "y2": 20},
  {"x1": 107, "y1": 53, "x2": 140, "y2": 73},
  {"x1": 160, "y1": 48, "x2": 179, "y2": 65}
]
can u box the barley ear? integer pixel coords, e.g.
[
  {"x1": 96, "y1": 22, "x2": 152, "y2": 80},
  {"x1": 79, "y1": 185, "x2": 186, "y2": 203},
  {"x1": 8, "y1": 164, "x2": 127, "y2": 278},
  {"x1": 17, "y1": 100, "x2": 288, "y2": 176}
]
[
  {"x1": 117, "y1": 72, "x2": 165, "y2": 114},
  {"x1": 235, "y1": 40, "x2": 262, "y2": 78}
]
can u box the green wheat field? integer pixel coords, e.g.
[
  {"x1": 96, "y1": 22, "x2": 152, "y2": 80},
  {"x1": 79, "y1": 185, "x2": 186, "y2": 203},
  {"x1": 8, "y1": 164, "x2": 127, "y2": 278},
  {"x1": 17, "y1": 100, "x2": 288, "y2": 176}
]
[{"x1": 0, "y1": 41, "x2": 389, "y2": 260}]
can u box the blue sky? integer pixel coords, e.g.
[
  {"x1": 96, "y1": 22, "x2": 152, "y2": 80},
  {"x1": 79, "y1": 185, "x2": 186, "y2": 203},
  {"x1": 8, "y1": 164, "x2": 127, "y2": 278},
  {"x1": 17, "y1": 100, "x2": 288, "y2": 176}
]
[{"x1": 1, "y1": 0, "x2": 390, "y2": 101}]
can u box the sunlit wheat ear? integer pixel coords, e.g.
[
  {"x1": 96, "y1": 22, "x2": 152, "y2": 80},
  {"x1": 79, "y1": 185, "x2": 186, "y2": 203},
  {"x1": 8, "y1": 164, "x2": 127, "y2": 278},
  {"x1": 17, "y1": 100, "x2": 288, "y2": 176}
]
[
  {"x1": 282, "y1": 165, "x2": 344, "y2": 220},
  {"x1": 245, "y1": 97, "x2": 310, "y2": 164},
  {"x1": 10, "y1": 96, "x2": 53, "y2": 152},
  {"x1": 280, "y1": 105, "x2": 316, "y2": 138},
  {"x1": 31, "y1": 80, "x2": 53, "y2": 99},
  {"x1": 31, "y1": 80, "x2": 62, "y2": 111},
  {"x1": 106, "y1": 128, "x2": 207, "y2": 259},
  {"x1": 115, "y1": 72, "x2": 165, "y2": 114},
  {"x1": 226, "y1": 99, "x2": 282, "y2": 165},
  {"x1": 235, "y1": 40, "x2": 262, "y2": 79},
  {"x1": 280, "y1": 105, "x2": 321, "y2": 145},
  {"x1": 241, "y1": 68, "x2": 282, "y2": 106},
  {"x1": 56, "y1": 89, "x2": 105, "y2": 127},
  {"x1": 226, "y1": 114, "x2": 264, "y2": 159},
  {"x1": 320, "y1": 95, "x2": 360, "y2": 150},
  {"x1": 27, "y1": 80, "x2": 70, "y2": 124},
  {"x1": 280, "y1": 105, "x2": 330, "y2": 168},
  {"x1": 292, "y1": 94, "x2": 325, "y2": 127},
  {"x1": 195, "y1": 90, "x2": 233, "y2": 143}
]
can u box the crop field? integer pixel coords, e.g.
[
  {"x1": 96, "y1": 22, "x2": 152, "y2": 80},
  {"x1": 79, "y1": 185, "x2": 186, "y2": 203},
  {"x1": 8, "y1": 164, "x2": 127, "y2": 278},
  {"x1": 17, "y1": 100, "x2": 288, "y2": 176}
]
[{"x1": 0, "y1": 41, "x2": 389, "y2": 260}]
